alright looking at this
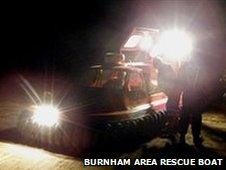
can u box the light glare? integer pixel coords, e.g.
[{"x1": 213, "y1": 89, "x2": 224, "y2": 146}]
[
  {"x1": 139, "y1": 35, "x2": 153, "y2": 52},
  {"x1": 123, "y1": 34, "x2": 153, "y2": 52},
  {"x1": 154, "y1": 29, "x2": 193, "y2": 63},
  {"x1": 124, "y1": 35, "x2": 142, "y2": 48},
  {"x1": 32, "y1": 104, "x2": 59, "y2": 127}
]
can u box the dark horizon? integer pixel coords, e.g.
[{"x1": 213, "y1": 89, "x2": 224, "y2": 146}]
[{"x1": 1, "y1": 0, "x2": 226, "y2": 77}]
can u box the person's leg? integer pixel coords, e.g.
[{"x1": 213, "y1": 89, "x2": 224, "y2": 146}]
[
  {"x1": 178, "y1": 109, "x2": 189, "y2": 144},
  {"x1": 191, "y1": 112, "x2": 203, "y2": 146},
  {"x1": 165, "y1": 113, "x2": 178, "y2": 144},
  {"x1": 165, "y1": 96, "x2": 181, "y2": 144},
  {"x1": 166, "y1": 95, "x2": 181, "y2": 129}
]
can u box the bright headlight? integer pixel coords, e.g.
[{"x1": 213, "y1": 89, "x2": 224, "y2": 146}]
[
  {"x1": 32, "y1": 104, "x2": 59, "y2": 127},
  {"x1": 154, "y1": 29, "x2": 193, "y2": 63}
]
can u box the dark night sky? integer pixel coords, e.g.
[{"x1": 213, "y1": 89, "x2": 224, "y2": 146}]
[{"x1": 2, "y1": 0, "x2": 226, "y2": 78}]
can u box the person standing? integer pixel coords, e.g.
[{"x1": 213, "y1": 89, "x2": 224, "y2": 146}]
[
  {"x1": 178, "y1": 59, "x2": 205, "y2": 147},
  {"x1": 153, "y1": 57, "x2": 182, "y2": 142}
]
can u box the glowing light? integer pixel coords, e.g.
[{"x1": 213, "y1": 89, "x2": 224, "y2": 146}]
[
  {"x1": 124, "y1": 35, "x2": 142, "y2": 48},
  {"x1": 124, "y1": 34, "x2": 153, "y2": 52},
  {"x1": 154, "y1": 29, "x2": 193, "y2": 63},
  {"x1": 139, "y1": 35, "x2": 153, "y2": 52},
  {"x1": 32, "y1": 104, "x2": 59, "y2": 127}
]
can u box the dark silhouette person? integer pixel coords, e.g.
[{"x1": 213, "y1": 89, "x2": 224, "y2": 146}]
[
  {"x1": 178, "y1": 59, "x2": 204, "y2": 147},
  {"x1": 153, "y1": 57, "x2": 182, "y2": 142}
]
